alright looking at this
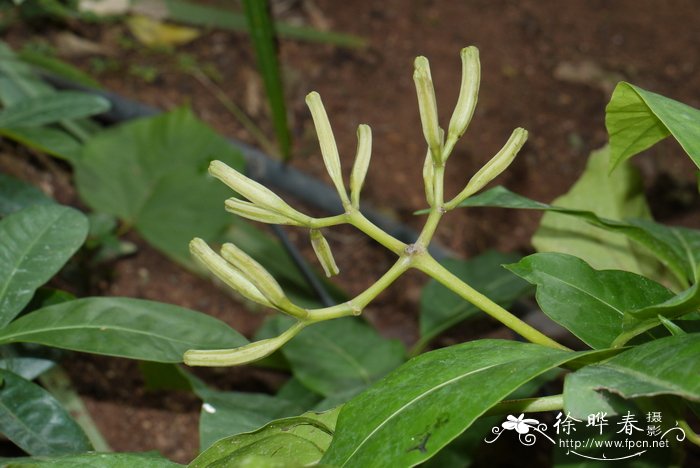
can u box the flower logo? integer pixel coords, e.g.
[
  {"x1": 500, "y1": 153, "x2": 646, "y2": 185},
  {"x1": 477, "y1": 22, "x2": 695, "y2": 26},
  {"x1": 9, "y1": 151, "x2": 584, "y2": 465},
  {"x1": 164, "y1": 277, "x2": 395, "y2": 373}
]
[{"x1": 502, "y1": 414, "x2": 540, "y2": 434}]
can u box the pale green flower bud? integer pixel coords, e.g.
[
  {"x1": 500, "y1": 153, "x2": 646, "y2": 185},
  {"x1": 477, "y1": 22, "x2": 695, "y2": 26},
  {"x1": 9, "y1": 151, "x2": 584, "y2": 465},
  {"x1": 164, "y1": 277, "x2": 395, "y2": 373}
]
[
  {"x1": 413, "y1": 56, "x2": 442, "y2": 164},
  {"x1": 350, "y1": 124, "x2": 372, "y2": 208},
  {"x1": 184, "y1": 322, "x2": 306, "y2": 367},
  {"x1": 305, "y1": 92, "x2": 348, "y2": 204},
  {"x1": 448, "y1": 128, "x2": 528, "y2": 208},
  {"x1": 310, "y1": 229, "x2": 340, "y2": 277},
  {"x1": 221, "y1": 242, "x2": 308, "y2": 318},
  {"x1": 446, "y1": 47, "x2": 480, "y2": 153},
  {"x1": 189, "y1": 238, "x2": 272, "y2": 308},
  {"x1": 225, "y1": 198, "x2": 305, "y2": 226},
  {"x1": 209, "y1": 161, "x2": 309, "y2": 224}
]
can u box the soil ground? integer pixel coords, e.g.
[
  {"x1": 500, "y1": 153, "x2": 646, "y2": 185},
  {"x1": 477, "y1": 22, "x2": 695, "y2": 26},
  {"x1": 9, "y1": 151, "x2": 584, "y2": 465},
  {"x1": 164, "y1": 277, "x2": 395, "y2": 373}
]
[{"x1": 2, "y1": 0, "x2": 700, "y2": 464}]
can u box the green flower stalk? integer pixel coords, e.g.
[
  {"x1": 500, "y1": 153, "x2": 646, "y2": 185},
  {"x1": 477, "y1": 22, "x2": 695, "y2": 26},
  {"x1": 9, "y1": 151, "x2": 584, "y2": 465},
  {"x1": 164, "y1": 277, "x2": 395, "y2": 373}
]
[{"x1": 185, "y1": 46, "x2": 568, "y2": 367}]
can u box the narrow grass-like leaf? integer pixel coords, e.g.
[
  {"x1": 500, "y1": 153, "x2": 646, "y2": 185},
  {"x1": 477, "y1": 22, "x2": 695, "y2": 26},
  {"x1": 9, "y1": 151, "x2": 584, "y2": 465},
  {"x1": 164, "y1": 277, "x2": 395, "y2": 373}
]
[
  {"x1": 242, "y1": 0, "x2": 292, "y2": 160},
  {"x1": 0, "y1": 126, "x2": 81, "y2": 161},
  {"x1": 0, "y1": 297, "x2": 247, "y2": 363},
  {"x1": 0, "y1": 91, "x2": 109, "y2": 128},
  {"x1": 606, "y1": 82, "x2": 700, "y2": 170},
  {"x1": 0, "y1": 204, "x2": 88, "y2": 327},
  {"x1": 322, "y1": 340, "x2": 588, "y2": 467},
  {"x1": 564, "y1": 334, "x2": 700, "y2": 418},
  {"x1": 506, "y1": 253, "x2": 673, "y2": 349},
  {"x1": 0, "y1": 370, "x2": 91, "y2": 456}
]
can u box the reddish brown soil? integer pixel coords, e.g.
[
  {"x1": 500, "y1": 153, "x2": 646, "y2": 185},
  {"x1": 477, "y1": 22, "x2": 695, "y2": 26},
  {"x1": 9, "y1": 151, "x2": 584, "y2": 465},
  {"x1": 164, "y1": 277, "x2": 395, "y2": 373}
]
[{"x1": 3, "y1": 0, "x2": 700, "y2": 464}]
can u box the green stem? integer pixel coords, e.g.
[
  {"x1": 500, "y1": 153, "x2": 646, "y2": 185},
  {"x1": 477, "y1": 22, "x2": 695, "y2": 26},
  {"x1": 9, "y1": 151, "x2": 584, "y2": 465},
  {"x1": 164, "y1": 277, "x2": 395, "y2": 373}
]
[
  {"x1": 678, "y1": 419, "x2": 700, "y2": 447},
  {"x1": 308, "y1": 214, "x2": 348, "y2": 229},
  {"x1": 415, "y1": 254, "x2": 570, "y2": 351},
  {"x1": 484, "y1": 395, "x2": 563, "y2": 416},
  {"x1": 348, "y1": 210, "x2": 407, "y2": 255}
]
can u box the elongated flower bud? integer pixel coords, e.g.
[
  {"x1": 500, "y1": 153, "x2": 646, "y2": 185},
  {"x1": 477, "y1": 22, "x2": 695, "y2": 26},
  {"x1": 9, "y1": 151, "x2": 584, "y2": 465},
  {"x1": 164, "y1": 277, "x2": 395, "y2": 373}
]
[
  {"x1": 220, "y1": 242, "x2": 308, "y2": 318},
  {"x1": 306, "y1": 92, "x2": 348, "y2": 203},
  {"x1": 413, "y1": 56, "x2": 442, "y2": 164},
  {"x1": 225, "y1": 198, "x2": 304, "y2": 226},
  {"x1": 189, "y1": 238, "x2": 272, "y2": 307},
  {"x1": 310, "y1": 229, "x2": 340, "y2": 277},
  {"x1": 350, "y1": 124, "x2": 372, "y2": 208},
  {"x1": 446, "y1": 47, "x2": 480, "y2": 149},
  {"x1": 209, "y1": 161, "x2": 309, "y2": 224},
  {"x1": 448, "y1": 128, "x2": 528, "y2": 208},
  {"x1": 184, "y1": 322, "x2": 306, "y2": 367},
  {"x1": 422, "y1": 149, "x2": 435, "y2": 206}
]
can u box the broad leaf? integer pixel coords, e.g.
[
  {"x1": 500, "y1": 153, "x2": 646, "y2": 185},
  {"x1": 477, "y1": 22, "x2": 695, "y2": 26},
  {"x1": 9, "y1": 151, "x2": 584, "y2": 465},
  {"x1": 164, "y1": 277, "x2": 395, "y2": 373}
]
[
  {"x1": 322, "y1": 340, "x2": 586, "y2": 467},
  {"x1": 606, "y1": 82, "x2": 700, "y2": 170},
  {"x1": 0, "y1": 297, "x2": 247, "y2": 363},
  {"x1": 0, "y1": 370, "x2": 91, "y2": 456},
  {"x1": 4, "y1": 451, "x2": 183, "y2": 467},
  {"x1": 0, "y1": 126, "x2": 82, "y2": 161},
  {"x1": 532, "y1": 147, "x2": 663, "y2": 281},
  {"x1": 0, "y1": 91, "x2": 109, "y2": 128},
  {"x1": 191, "y1": 407, "x2": 340, "y2": 467},
  {"x1": 75, "y1": 107, "x2": 246, "y2": 265},
  {"x1": 456, "y1": 185, "x2": 700, "y2": 288},
  {"x1": 506, "y1": 253, "x2": 673, "y2": 349},
  {"x1": 0, "y1": 357, "x2": 54, "y2": 381},
  {"x1": 0, "y1": 204, "x2": 88, "y2": 326},
  {"x1": 0, "y1": 174, "x2": 53, "y2": 217},
  {"x1": 418, "y1": 251, "x2": 531, "y2": 349},
  {"x1": 564, "y1": 334, "x2": 700, "y2": 418},
  {"x1": 272, "y1": 316, "x2": 405, "y2": 398},
  {"x1": 197, "y1": 389, "x2": 304, "y2": 452}
]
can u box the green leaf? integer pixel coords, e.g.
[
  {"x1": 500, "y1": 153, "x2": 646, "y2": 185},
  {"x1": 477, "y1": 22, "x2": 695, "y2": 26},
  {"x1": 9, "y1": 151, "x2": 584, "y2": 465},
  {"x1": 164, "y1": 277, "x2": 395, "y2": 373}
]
[
  {"x1": 275, "y1": 377, "x2": 323, "y2": 410},
  {"x1": 615, "y1": 281, "x2": 700, "y2": 346},
  {"x1": 0, "y1": 91, "x2": 109, "y2": 128},
  {"x1": 242, "y1": 0, "x2": 291, "y2": 160},
  {"x1": 456, "y1": 185, "x2": 700, "y2": 288},
  {"x1": 197, "y1": 389, "x2": 304, "y2": 452},
  {"x1": 0, "y1": 297, "x2": 247, "y2": 363},
  {"x1": 4, "y1": 451, "x2": 183, "y2": 467},
  {"x1": 0, "y1": 370, "x2": 91, "y2": 456},
  {"x1": 75, "y1": 108, "x2": 245, "y2": 266},
  {"x1": 417, "y1": 251, "x2": 531, "y2": 350},
  {"x1": 0, "y1": 204, "x2": 88, "y2": 327},
  {"x1": 272, "y1": 316, "x2": 405, "y2": 398},
  {"x1": 506, "y1": 253, "x2": 674, "y2": 349},
  {"x1": 0, "y1": 174, "x2": 53, "y2": 217},
  {"x1": 0, "y1": 357, "x2": 54, "y2": 381},
  {"x1": 322, "y1": 340, "x2": 586, "y2": 467},
  {"x1": 18, "y1": 49, "x2": 101, "y2": 89},
  {"x1": 191, "y1": 407, "x2": 340, "y2": 468},
  {"x1": 532, "y1": 147, "x2": 663, "y2": 281},
  {"x1": 0, "y1": 126, "x2": 82, "y2": 161},
  {"x1": 564, "y1": 334, "x2": 700, "y2": 418},
  {"x1": 606, "y1": 82, "x2": 700, "y2": 171}
]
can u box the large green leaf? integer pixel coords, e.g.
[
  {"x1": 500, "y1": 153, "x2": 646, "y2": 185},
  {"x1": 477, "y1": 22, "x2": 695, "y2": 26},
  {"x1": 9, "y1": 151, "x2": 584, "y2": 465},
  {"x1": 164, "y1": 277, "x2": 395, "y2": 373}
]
[
  {"x1": 3, "y1": 452, "x2": 183, "y2": 467},
  {"x1": 0, "y1": 174, "x2": 53, "y2": 217},
  {"x1": 564, "y1": 334, "x2": 700, "y2": 418},
  {"x1": 456, "y1": 185, "x2": 700, "y2": 288},
  {"x1": 0, "y1": 297, "x2": 247, "y2": 363},
  {"x1": 191, "y1": 408, "x2": 340, "y2": 467},
  {"x1": 0, "y1": 204, "x2": 88, "y2": 327},
  {"x1": 0, "y1": 357, "x2": 54, "y2": 381},
  {"x1": 606, "y1": 82, "x2": 700, "y2": 170},
  {"x1": 0, "y1": 370, "x2": 91, "y2": 456},
  {"x1": 322, "y1": 340, "x2": 586, "y2": 467},
  {"x1": 197, "y1": 389, "x2": 304, "y2": 452},
  {"x1": 271, "y1": 316, "x2": 405, "y2": 399},
  {"x1": 75, "y1": 107, "x2": 246, "y2": 265},
  {"x1": 417, "y1": 251, "x2": 531, "y2": 350},
  {"x1": 532, "y1": 147, "x2": 663, "y2": 281},
  {"x1": 506, "y1": 253, "x2": 673, "y2": 349},
  {"x1": 0, "y1": 91, "x2": 109, "y2": 128},
  {"x1": 0, "y1": 126, "x2": 82, "y2": 161}
]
